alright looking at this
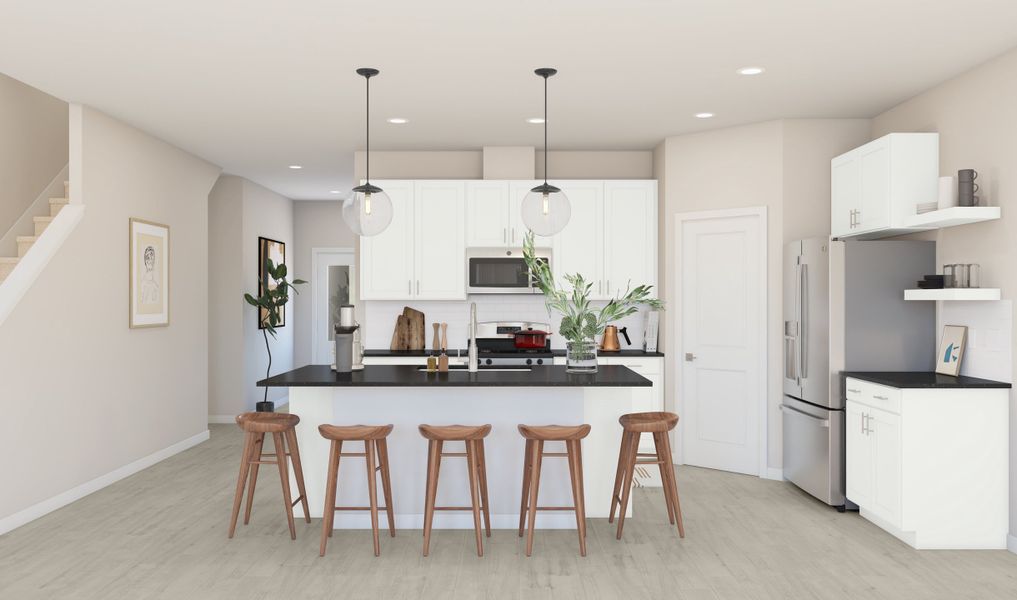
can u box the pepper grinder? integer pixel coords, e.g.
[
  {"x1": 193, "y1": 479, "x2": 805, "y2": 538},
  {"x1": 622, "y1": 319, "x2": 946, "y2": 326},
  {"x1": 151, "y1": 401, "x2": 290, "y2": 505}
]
[
  {"x1": 432, "y1": 323, "x2": 441, "y2": 352},
  {"x1": 440, "y1": 322, "x2": 448, "y2": 351}
]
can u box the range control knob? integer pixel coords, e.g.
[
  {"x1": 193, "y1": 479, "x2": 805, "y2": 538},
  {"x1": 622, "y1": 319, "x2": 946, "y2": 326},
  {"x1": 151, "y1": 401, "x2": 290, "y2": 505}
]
[
  {"x1": 536, "y1": 358, "x2": 544, "y2": 365},
  {"x1": 525, "y1": 358, "x2": 533, "y2": 365},
  {"x1": 485, "y1": 358, "x2": 493, "y2": 366}
]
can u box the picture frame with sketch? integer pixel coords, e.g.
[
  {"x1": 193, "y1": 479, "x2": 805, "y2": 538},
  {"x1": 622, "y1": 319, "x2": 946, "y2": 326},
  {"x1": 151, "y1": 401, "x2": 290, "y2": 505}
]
[{"x1": 129, "y1": 218, "x2": 170, "y2": 328}]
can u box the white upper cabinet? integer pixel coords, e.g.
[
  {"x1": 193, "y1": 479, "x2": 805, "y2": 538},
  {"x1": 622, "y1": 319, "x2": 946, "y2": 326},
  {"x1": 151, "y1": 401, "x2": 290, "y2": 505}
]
[
  {"x1": 414, "y1": 181, "x2": 466, "y2": 300},
  {"x1": 554, "y1": 181, "x2": 606, "y2": 298},
  {"x1": 361, "y1": 180, "x2": 465, "y2": 300},
  {"x1": 603, "y1": 181, "x2": 658, "y2": 297},
  {"x1": 465, "y1": 181, "x2": 510, "y2": 247},
  {"x1": 830, "y1": 133, "x2": 939, "y2": 239},
  {"x1": 360, "y1": 180, "x2": 415, "y2": 299}
]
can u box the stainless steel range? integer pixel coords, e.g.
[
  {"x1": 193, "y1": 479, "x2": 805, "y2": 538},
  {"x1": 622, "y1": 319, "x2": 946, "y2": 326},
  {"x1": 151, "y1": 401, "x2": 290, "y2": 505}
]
[{"x1": 475, "y1": 321, "x2": 553, "y2": 366}]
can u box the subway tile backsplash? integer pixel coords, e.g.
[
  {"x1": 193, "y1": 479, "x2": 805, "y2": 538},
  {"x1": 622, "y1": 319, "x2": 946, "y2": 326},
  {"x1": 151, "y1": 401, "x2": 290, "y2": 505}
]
[{"x1": 363, "y1": 295, "x2": 652, "y2": 351}]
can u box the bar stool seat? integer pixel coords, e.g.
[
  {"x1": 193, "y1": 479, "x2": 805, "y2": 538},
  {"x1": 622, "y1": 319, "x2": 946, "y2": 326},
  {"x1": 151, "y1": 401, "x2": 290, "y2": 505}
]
[
  {"x1": 610, "y1": 411, "x2": 685, "y2": 540},
  {"x1": 229, "y1": 412, "x2": 310, "y2": 541},
  {"x1": 419, "y1": 424, "x2": 492, "y2": 557},
  {"x1": 517, "y1": 424, "x2": 591, "y2": 556},
  {"x1": 318, "y1": 424, "x2": 395, "y2": 557}
]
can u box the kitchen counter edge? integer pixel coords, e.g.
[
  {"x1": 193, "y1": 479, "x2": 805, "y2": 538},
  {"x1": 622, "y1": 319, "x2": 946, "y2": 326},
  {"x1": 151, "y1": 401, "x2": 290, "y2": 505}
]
[{"x1": 843, "y1": 371, "x2": 1012, "y2": 389}]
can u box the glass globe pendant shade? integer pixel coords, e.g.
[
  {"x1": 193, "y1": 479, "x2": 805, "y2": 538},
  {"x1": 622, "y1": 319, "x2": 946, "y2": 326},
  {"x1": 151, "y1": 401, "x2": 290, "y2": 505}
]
[
  {"x1": 342, "y1": 184, "x2": 393, "y2": 237},
  {"x1": 520, "y1": 183, "x2": 570, "y2": 236}
]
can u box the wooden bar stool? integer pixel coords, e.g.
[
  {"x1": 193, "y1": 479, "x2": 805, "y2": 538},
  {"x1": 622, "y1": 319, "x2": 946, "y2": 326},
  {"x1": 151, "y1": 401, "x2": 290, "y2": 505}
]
[
  {"x1": 609, "y1": 411, "x2": 684, "y2": 540},
  {"x1": 419, "y1": 424, "x2": 492, "y2": 557},
  {"x1": 229, "y1": 412, "x2": 310, "y2": 540},
  {"x1": 517, "y1": 424, "x2": 592, "y2": 557},
  {"x1": 318, "y1": 424, "x2": 395, "y2": 557}
]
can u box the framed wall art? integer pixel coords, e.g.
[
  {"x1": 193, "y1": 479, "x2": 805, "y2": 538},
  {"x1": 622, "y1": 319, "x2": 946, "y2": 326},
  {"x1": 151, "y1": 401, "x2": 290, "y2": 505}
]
[
  {"x1": 935, "y1": 324, "x2": 967, "y2": 376},
  {"x1": 129, "y1": 218, "x2": 170, "y2": 328},
  {"x1": 258, "y1": 236, "x2": 286, "y2": 329}
]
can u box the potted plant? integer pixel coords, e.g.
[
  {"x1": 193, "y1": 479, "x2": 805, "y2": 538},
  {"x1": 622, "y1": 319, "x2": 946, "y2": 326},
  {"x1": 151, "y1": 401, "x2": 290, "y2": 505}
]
[
  {"x1": 244, "y1": 258, "x2": 306, "y2": 411},
  {"x1": 523, "y1": 232, "x2": 663, "y2": 373}
]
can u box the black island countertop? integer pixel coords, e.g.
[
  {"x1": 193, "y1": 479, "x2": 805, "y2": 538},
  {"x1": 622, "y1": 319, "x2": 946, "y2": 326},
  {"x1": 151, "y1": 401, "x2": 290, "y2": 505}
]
[
  {"x1": 363, "y1": 349, "x2": 665, "y2": 358},
  {"x1": 258, "y1": 364, "x2": 652, "y2": 388},
  {"x1": 843, "y1": 371, "x2": 1012, "y2": 389}
]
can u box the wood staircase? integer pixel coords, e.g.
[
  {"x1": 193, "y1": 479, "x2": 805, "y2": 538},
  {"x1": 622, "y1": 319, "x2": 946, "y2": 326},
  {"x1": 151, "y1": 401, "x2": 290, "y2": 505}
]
[{"x1": 0, "y1": 181, "x2": 69, "y2": 284}]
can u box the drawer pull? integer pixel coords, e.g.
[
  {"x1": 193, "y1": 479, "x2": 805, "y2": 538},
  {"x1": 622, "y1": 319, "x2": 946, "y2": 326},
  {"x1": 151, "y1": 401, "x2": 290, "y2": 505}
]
[
  {"x1": 847, "y1": 388, "x2": 860, "y2": 393},
  {"x1": 873, "y1": 395, "x2": 889, "y2": 401}
]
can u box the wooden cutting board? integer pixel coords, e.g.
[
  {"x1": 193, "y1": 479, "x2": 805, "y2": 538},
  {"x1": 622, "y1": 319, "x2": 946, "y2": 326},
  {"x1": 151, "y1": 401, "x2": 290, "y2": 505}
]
[
  {"x1": 402, "y1": 307, "x2": 425, "y2": 350},
  {"x1": 390, "y1": 315, "x2": 409, "y2": 351}
]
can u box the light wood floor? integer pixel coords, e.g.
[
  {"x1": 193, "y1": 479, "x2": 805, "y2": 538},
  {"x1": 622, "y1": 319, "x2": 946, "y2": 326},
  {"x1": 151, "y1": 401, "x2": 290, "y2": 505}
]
[{"x1": 1, "y1": 425, "x2": 1015, "y2": 599}]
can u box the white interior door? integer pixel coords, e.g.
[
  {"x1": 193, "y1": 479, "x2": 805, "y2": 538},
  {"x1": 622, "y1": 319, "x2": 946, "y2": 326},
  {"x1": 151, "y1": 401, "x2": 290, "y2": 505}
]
[
  {"x1": 678, "y1": 209, "x2": 765, "y2": 475},
  {"x1": 312, "y1": 249, "x2": 356, "y2": 365}
]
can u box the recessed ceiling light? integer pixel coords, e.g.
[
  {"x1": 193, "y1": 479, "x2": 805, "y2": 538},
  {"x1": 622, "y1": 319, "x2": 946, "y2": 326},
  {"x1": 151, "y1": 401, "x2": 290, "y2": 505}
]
[
  {"x1": 288, "y1": 165, "x2": 302, "y2": 169},
  {"x1": 694, "y1": 112, "x2": 715, "y2": 119},
  {"x1": 526, "y1": 117, "x2": 545, "y2": 124},
  {"x1": 387, "y1": 117, "x2": 408, "y2": 124},
  {"x1": 737, "y1": 66, "x2": 765, "y2": 76}
]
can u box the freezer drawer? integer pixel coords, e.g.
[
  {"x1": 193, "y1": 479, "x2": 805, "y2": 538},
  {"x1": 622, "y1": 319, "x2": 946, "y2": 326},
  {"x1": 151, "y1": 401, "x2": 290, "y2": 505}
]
[{"x1": 782, "y1": 396, "x2": 845, "y2": 507}]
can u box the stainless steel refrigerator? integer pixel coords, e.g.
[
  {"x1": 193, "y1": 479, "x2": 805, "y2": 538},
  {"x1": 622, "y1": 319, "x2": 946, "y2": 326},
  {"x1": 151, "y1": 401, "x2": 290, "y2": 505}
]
[{"x1": 782, "y1": 238, "x2": 935, "y2": 508}]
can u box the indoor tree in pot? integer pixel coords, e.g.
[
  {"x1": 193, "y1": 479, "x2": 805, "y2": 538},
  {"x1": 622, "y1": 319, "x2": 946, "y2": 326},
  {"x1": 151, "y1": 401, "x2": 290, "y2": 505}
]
[
  {"x1": 244, "y1": 258, "x2": 306, "y2": 412},
  {"x1": 523, "y1": 232, "x2": 663, "y2": 373}
]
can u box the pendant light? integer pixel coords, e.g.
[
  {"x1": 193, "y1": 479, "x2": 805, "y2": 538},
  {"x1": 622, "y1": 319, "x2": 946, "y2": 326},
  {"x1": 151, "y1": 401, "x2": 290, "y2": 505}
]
[
  {"x1": 521, "y1": 67, "x2": 570, "y2": 236},
  {"x1": 343, "y1": 67, "x2": 393, "y2": 237}
]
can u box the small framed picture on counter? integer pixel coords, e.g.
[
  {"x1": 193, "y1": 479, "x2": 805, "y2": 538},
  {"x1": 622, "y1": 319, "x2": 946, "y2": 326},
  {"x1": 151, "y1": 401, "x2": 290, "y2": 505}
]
[{"x1": 935, "y1": 325, "x2": 967, "y2": 376}]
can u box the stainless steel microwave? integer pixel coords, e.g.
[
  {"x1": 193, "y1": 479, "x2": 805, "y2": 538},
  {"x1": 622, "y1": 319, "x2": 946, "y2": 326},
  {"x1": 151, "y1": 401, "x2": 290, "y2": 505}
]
[{"x1": 466, "y1": 249, "x2": 550, "y2": 295}]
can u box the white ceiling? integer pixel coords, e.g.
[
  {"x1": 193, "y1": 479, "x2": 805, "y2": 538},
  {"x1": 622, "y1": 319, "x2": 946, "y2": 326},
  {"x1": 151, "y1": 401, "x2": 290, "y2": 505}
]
[{"x1": 2, "y1": 0, "x2": 1016, "y2": 200}]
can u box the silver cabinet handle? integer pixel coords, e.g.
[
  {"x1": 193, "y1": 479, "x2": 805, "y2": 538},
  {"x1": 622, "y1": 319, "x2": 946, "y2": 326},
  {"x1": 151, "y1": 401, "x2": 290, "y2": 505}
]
[
  {"x1": 606, "y1": 280, "x2": 611, "y2": 294},
  {"x1": 684, "y1": 353, "x2": 696, "y2": 362},
  {"x1": 512, "y1": 227, "x2": 516, "y2": 242},
  {"x1": 503, "y1": 228, "x2": 507, "y2": 243},
  {"x1": 873, "y1": 395, "x2": 888, "y2": 401},
  {"x1": 847, "y1": 388, "x2": 861, "y2": 394},
  {"x1": 408, "y1": 280, "x2": 411, "y2": 295},
  {"x1": 416, "y1": 280, "x2": 420, "y2": 295}
]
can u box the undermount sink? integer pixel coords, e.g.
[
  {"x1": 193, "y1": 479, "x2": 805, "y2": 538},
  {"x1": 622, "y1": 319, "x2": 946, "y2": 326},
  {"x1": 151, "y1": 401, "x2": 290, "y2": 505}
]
[{"x1": 416, "y1": 366, "x2": 532, "y2": 372}]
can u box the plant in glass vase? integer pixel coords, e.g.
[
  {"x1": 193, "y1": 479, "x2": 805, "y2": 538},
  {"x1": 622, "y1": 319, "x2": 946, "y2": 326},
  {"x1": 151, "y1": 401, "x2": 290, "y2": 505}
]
[
  {"x1": 523, "y1": 232, "x2": 663, "y2": 373},
  {"x1": 244, "y1": 258, "x2": 306, "y2": 411}
]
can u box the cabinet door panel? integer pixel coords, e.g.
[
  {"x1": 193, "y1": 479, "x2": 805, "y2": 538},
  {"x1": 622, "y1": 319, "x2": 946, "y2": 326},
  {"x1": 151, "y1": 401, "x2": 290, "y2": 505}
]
[
  {"x1": 553, "y1": 181, "x2": 604, "y2": 297},
  {"x1": 415, "y1": 181, "x2": 466, "y2": 299},
  {"x1": 831, "y1": 155, "x2": 859, "y2": 238},
  {"x1": 871, "y1": 408, "x2": 902, "y2": 526},
  {"x1": 508, "y1": 181, "x2": 553, "y2": 248},
  {"x1": 603, "y1": 181, "x2": 657, "y2": 297},
  {"x1": 360, "y1": 181, "x2": 414, "y2": 299},
  {"x1": 858, "y1": 141, "x2": 891, "y2": 233},
  {"x1": 466, "y1": 181, "x2": 509, "y2": 247},
  {"x1": 845, "y1": 402, "x2": 873, "y2": 508}
]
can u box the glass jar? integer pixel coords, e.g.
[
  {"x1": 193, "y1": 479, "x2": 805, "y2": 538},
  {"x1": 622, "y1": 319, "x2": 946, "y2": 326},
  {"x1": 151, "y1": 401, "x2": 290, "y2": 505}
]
[
  {"x1": 566, "y1": 339, "x2": 598, "y2": 374},
  {"x1": 943, "y1": 264, "x2": 956, "y2": 288},
  {"x1": 956, "y1": 264, "x2": 970, "y2": 288},
  {"x1": 967, "y1": 264, "x2": 980, "y2": 288}
]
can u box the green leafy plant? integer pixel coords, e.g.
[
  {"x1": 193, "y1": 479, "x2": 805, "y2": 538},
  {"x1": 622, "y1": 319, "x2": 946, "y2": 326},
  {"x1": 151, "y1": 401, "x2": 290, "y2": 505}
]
[
  {"x1": 244, "y1": 258, "x2": 306, "y2": 408},
  {"x1": 523, "y1": 231, "x2": 663, "y2": 346}
]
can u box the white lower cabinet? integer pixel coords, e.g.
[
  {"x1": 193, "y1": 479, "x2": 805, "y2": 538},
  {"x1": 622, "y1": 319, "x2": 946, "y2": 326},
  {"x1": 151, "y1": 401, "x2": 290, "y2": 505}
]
[
  {"x1": 845, "y1": 377, "x2": 1009, "y2": 549},
  {"x1": 603, "y1": 357, "x2": 663, "y2": 454}
]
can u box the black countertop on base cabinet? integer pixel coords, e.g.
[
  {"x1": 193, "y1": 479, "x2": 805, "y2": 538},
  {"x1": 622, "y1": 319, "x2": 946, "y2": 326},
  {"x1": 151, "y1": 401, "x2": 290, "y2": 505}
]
[
  {"x1": 258, "y1": 364, "x2": 652, "y2": 388},
  {"x1": 843, "y1": 371, "x2": 1011, "y2": 389}
]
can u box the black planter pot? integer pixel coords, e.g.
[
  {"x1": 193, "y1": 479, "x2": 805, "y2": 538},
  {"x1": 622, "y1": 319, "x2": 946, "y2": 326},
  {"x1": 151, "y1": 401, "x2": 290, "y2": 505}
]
[{"x1": 255, "y1": 401, "x2": 275, "y2": 413}]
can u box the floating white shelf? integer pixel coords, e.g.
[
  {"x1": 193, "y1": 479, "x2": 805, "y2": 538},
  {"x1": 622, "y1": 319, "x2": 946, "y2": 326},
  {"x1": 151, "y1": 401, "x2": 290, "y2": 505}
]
[
  {"x1": 904, "y1": 206, "x2": 1001, "y2": 229},
  {"x1": 904, "y1": 288, "x2": 1001, "y2": 301}
]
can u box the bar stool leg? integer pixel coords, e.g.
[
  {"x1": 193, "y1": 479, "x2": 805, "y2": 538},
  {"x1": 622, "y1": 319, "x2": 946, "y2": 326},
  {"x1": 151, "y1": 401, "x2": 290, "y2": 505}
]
[
  {"x1": 320, "y1": 440, "x2": 340, "y2": 556},
  {"x1": 525, "y1": 440, "x2": 544, "y2": 557},
  {"x1": 575, "y1": 439, "x2": 588, "y2": 543},
  {"x1": 229, "y1": 432, "x2": 255, "y2": 538},
  {"x1": 377, "y1": 438, "x2": 396, "y2": 538},
  {"x1": 365, "y1": 439, "x2": 381, "y2": 556},
  {"x1": 273, "y1": 432, "x2": 297, "y2": 540},
  {"x1": 244, "y1": 433, "x2": 264, "y2": 525},
  {"x1": 422, "y1": 440, "x2": 441, "y2": 557},
  {"x1": 609, "y1": 430, "x2": 635, "y2": 524},
  {"x1": 465, "y1": 440, "x2": 484, "y2": 557},
  {"x1": 659, "y1": 431, "x2": 685, "y2": 538},
  {"x1": 518, "y1": 439, "x2": 533, "y2": 536},
  {"x1": 615, "y1": 431, "x2": 638, "y2": 540},
  {"x1": 285, "y1": 428, "x2": 312, "y2": 523},
  {"x1": 565, "y1": 440, "x2": 587, "y2": 556},
  {"x1": 653, "y1": 432, "x2": 677, "y2": 525},
  {"x1": 476, "y1": 440, "x2": 492, "y2": 538},
  {"x1": 328, "y1": 441, "x2": 342, "y2": 538}
]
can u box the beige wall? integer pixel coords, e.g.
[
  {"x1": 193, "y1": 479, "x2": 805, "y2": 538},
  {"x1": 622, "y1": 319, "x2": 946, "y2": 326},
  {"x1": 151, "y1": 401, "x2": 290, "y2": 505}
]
[
  {"x1": 658, "y1": 119, "x2": 871, "y2": 471},
  {"x1": 292, "y1": 200, "x2": 357, "y2": 368},
  {"x1": 871, "y1": 47, "x2": 1017, "y2": 537},
  {"x1": 0, "y1": 72, "x2": 68, "y2": 234},
  {"x1": 0, "y1": 106, "x2": 220, "y2": 523},
  {"x1": 207, "y1": 175, "x2": 295, "y2": 417}
]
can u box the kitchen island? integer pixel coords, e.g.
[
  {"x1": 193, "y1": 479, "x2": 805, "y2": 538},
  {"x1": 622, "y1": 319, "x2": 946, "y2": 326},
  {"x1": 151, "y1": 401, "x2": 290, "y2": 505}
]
[{"x1": 258, "y1": 364, "x2": 650, "y2": 529}]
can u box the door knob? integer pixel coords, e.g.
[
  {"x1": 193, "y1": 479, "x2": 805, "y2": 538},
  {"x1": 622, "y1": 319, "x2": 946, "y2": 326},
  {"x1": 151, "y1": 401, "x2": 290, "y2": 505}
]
[{"x1": 685, "y1": 353, "x2": 697, "y2": 362}]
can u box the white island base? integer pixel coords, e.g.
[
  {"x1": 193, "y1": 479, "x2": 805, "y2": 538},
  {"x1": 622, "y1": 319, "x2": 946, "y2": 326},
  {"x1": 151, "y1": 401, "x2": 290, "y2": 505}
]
[{"x1": 288, "y1": 386, "x2": 634, "y2": 529}]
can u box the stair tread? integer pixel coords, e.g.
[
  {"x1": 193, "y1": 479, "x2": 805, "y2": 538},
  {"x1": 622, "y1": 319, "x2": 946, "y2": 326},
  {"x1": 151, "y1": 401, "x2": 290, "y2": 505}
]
[
  {"x1": 0, "y1": 257, "x2": 19, "y2": 263},
  {"x1": 34, "y1": 216, "x2": 54, "y2": 222},
  {"x1": 17, "y1": 236, "x2": 38, "y2": 242},
  {"x1": 50, "y1": 197, "x2": 69, "y2": 203}
]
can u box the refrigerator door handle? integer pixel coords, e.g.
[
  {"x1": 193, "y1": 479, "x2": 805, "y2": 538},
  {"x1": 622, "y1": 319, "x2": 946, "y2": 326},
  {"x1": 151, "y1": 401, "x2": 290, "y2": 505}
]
[
  {"x1": 779, "y1": 404, "x2": 830, "y2": 428},
  {"x1": 793, "y1": 263, "x2": 801, "y2": 382},
  {"x1": 799, "y1": 263, "x2": 808, "y2": 380}
]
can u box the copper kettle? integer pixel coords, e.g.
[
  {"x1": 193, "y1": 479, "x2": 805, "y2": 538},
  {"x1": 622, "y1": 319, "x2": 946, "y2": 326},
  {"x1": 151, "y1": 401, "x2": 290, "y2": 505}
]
[{"x1": 600, "y1": 325, "x2": 630, "y2": 352}]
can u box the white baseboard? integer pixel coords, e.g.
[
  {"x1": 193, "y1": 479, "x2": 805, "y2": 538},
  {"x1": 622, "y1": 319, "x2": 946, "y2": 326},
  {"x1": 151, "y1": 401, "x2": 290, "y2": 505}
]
[
  {"x1": 1008, "y1": 534, "x2": 1017, "y2": 555},
  {"x1": 761, "y1": 468, "x2": 784, "y2": 481},
  {"x1": 0, "y1": 429, "x2": 210, "y2": 536}
]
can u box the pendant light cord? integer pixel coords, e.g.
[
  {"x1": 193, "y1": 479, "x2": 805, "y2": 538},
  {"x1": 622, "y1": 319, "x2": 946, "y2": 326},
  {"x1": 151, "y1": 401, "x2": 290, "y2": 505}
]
[
  {"x1": 543, "y1": 73, "x2": 548, "y2": 185},
  {"x1": 365, "y1": 73, "x2": 370, "y2": 185}
]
